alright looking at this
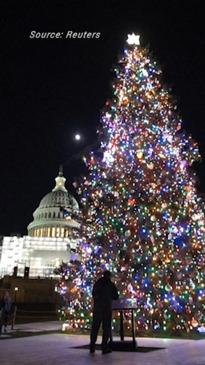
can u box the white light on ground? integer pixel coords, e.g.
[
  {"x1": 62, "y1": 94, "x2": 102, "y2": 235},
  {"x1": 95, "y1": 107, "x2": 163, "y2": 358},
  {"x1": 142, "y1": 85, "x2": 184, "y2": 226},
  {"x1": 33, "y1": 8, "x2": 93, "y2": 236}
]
[
  {"x1": 62, "y1": 322, "x2": 70, "y2": 331},
  {"x1": 198, "y1": 326, "x2": 205, "y2": 333}
]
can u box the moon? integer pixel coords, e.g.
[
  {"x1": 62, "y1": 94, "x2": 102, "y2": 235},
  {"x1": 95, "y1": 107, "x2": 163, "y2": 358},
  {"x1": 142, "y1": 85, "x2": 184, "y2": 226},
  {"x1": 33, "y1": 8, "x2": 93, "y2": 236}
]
[{"x1": 74, "y1": 133, "x2": 81, "y2": 141}]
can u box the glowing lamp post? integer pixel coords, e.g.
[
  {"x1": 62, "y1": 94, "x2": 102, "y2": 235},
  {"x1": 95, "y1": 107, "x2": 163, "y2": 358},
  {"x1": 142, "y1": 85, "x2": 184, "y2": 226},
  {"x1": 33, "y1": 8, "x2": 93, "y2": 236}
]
[{"x1": 14, "y1": 287, "x2": 19, "y2": 303}]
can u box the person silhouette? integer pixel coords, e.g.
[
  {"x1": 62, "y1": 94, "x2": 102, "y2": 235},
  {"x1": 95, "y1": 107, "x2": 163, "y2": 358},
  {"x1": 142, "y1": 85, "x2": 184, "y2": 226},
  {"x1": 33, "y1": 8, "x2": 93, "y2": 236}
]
[
  {"x1": 90, "y1": 270, "x2": 119, "y2": 354},
  {"x1": 0, "y1": 291, "x2": 13, "y2": 334}
]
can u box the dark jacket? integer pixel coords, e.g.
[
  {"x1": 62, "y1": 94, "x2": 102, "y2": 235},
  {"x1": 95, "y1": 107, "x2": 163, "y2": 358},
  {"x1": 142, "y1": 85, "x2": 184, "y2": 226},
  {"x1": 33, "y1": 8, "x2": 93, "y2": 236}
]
[
  {"x1": 0, "y1": 297, "x2": 12, "y2": 313},
  {"x1": 92, "y1": 277, "x2": 119, "y2": 310}
]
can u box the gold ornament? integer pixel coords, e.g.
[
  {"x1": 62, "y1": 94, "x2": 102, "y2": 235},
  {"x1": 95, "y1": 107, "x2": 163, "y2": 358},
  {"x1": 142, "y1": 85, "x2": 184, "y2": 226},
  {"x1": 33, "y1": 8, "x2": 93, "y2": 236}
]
[{"x1": 136, "y1": 150, "x2": 143, "y2": 159}]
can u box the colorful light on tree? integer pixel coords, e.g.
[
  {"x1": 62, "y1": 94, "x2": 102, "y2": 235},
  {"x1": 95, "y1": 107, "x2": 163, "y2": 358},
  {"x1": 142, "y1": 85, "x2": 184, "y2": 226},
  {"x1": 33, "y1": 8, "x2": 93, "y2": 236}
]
[{"x1": 57, "y1": 34, "x2": 205, "y2": 333}]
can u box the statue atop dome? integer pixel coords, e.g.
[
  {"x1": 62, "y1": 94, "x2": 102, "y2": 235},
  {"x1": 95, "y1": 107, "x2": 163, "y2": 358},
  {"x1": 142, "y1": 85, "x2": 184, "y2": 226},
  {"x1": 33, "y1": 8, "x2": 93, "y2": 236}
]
[{"x1": 52, "y1": 165, "x2": 67, "y2": 193}]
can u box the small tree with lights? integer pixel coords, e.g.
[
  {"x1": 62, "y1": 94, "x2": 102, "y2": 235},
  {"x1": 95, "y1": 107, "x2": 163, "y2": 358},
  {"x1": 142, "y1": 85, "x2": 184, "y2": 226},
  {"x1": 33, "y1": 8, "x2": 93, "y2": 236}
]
[{"x1": 57, "y1": 34, "x2": 205, "y2": 333}]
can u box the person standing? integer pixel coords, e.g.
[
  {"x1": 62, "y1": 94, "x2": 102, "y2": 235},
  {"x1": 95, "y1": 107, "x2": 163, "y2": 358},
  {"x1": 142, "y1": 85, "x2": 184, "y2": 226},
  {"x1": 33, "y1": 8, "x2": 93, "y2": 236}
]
[
  {"x1": 90, "y1": 270, "x2": 119, "y2": 354},
  {"x1": 0, "y1": 291, "x2": 13, "y2": 334}
]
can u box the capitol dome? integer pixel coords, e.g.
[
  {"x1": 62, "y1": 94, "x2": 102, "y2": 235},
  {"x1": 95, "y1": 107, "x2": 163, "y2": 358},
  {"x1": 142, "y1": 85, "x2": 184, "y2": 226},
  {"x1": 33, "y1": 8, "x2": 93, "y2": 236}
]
[{"x1": 27, "y1": 167, "x2": 80, "y2": 238}]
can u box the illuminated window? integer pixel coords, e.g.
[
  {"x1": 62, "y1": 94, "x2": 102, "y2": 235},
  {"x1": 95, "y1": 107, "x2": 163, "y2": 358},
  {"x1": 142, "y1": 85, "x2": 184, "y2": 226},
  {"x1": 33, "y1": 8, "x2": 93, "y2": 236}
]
[
  {"x1": 52, "y1": 227, "x2": 55, "y2": 237},
  {"x1": 61, "y1": 228, "x2": 64, "y2": 237},
  {"x1": 47, "y1": 227, "x2": 51, "y2": 236}
]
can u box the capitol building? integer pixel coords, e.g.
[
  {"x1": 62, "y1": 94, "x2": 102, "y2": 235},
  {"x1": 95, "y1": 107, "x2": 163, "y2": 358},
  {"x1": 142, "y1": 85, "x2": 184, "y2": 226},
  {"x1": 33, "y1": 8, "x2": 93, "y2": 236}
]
[{"x1": 0, "y1": 167, "x2": 80, "y2": 278}]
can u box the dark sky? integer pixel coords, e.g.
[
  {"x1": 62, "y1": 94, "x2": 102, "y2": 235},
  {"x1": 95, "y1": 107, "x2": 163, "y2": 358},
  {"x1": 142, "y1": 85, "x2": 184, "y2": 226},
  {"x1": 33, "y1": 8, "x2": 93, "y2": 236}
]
[{"x1": 0, "y1": 0, "x2": 205, "y2": 235}]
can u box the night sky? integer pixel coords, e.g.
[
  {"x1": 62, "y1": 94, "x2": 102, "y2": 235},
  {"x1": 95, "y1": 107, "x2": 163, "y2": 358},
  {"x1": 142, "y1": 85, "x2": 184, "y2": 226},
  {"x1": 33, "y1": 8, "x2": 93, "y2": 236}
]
[{"x1": 0, "y1": 1, "x2": 205, "y2": 235}]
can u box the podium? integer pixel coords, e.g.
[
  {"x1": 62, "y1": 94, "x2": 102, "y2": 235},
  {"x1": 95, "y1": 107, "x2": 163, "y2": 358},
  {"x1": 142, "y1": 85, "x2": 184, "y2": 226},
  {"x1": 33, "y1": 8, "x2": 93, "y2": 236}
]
[{"x1": 111, "y1": 298, "x2": 138, "y2": 350}]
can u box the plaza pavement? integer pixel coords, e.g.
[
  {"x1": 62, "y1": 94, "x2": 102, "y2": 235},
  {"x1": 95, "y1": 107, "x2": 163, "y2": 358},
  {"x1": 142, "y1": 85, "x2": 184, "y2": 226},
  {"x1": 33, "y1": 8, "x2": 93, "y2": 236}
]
[{"x1": 0, "y1": 321, "x2": 205, "y2": 365}]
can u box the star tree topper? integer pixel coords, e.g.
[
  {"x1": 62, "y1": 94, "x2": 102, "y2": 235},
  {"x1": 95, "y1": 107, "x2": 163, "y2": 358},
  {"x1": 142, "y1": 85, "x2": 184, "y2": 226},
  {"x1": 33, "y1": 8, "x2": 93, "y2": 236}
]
[{"x1": 126, "y1": 33, "x2": 140, "y2": 46}]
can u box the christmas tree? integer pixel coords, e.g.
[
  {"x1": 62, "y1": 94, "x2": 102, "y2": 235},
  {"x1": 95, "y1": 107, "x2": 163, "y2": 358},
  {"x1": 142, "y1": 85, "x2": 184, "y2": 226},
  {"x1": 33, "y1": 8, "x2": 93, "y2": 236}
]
[{"x1": 57, "y1": 34, "x2": 205, "y2": 333}]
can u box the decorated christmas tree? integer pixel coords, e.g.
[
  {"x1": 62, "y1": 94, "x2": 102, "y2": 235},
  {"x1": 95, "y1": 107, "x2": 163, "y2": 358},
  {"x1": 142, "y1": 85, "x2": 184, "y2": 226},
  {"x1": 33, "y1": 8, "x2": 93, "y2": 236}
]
[{"x1": 57, "y1": 34, "x2": 205, "y2": 333}]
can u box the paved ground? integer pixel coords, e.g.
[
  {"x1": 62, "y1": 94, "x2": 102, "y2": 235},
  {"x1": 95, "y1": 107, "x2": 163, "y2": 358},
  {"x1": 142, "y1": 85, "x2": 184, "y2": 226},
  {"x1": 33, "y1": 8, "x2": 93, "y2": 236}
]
[{"x1": 1, "y1": 321, "x2": 205, "y2": 365}]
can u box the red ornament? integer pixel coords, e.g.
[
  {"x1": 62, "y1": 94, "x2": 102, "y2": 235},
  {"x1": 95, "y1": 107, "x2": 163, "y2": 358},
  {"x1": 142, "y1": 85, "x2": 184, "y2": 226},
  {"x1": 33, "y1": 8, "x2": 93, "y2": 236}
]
[{"x1": 128, "y1": 198, "x2": 136, "y2": 206}]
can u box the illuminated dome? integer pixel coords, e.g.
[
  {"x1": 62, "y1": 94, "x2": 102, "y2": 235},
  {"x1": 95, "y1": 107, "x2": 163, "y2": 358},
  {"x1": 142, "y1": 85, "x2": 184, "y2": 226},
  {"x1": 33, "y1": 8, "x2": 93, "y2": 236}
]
[{"x1": 27, "y1": 167, "x2": 80, "y2": 238}]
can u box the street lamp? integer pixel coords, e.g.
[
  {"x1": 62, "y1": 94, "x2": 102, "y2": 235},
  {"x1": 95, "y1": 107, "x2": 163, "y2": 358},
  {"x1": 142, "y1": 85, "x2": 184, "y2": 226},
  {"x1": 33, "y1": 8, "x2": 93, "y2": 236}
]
[
  {"x1": 12, "y1": 287, "x2": 19, "y2": 330},
  {"x1": 14, "y1": 287, "x2": 19, "y2": 303}
]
